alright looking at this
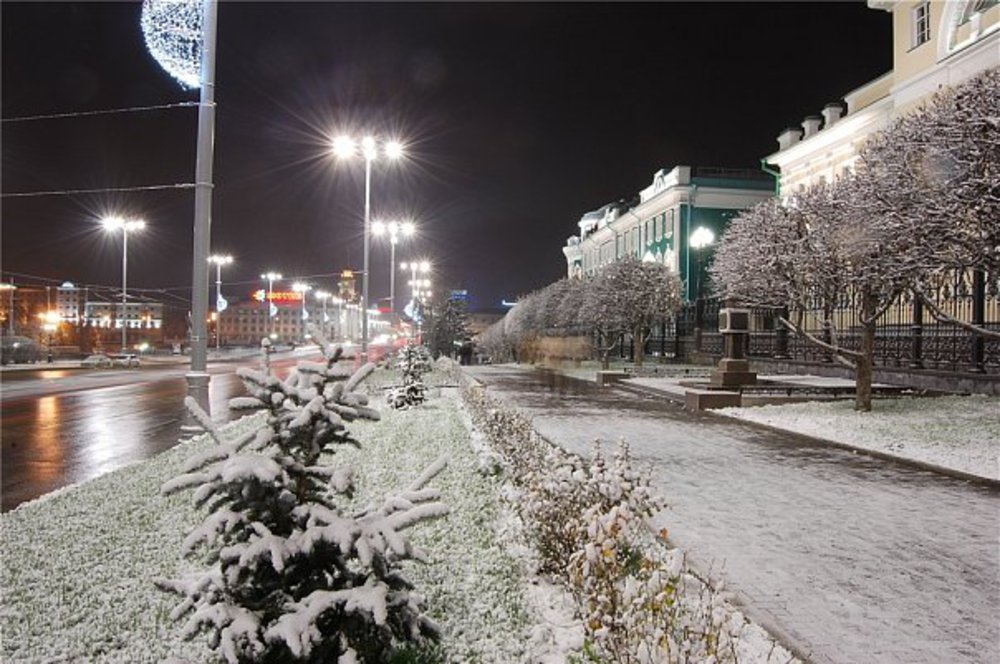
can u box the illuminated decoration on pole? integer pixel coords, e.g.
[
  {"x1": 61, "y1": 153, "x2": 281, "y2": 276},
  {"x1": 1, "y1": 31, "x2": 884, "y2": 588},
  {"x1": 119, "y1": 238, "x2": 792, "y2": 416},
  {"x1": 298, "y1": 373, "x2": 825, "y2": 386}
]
[
  {"x1": 251, "y1": 290, "x2": 304, "y2": 303},
  {"x1": 140, "y1": 0, "x2": 203, "y2": 89}
]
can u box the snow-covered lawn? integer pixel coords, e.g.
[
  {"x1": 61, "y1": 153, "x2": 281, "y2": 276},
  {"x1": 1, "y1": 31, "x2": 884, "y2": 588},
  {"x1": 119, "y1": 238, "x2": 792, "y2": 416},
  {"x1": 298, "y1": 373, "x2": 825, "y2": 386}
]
[
  {"x1": 0, "y1": 386, "x2": 540, "y2": 663},
  {"x1": 717, "y1": 394, "x2": 1000, "y2": 481}
]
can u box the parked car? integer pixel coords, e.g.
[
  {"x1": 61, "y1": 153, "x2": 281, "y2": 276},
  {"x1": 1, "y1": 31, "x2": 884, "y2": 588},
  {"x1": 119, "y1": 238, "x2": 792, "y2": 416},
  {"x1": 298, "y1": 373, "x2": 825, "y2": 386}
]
[
  {"x1": 1, "y1": 337, "x2": 41, "y2": 365},
  {"x1": 110, "y1": 353, "x2": 141, "y2": 368},
  {"x1": 81, "y1": 353, "x2": 113, "y2": 368}
]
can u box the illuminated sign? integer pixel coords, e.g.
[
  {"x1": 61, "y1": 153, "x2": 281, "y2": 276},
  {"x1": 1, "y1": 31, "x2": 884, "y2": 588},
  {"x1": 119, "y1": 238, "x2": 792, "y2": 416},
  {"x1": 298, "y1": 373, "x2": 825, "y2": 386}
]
[{"x1": 251, "y1": 290, "x2": 303, "y2": 303}]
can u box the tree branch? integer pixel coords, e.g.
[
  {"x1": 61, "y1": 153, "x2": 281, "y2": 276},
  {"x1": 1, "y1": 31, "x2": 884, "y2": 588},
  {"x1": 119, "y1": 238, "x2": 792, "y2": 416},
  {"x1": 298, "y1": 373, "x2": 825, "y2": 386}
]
[
  {"x1": 916, "y1": 289, "x2": 1000, "y2": 340},
  {"x1": 779, "y1": 316, "x2": 860, "y2": 367}
]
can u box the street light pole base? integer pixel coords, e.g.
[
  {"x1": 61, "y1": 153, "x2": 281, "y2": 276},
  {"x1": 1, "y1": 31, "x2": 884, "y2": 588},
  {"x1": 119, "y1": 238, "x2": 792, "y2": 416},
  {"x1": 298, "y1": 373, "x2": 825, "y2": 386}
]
[{"x1": 185, "y1": 371, "x2": 211, "y2": 415}]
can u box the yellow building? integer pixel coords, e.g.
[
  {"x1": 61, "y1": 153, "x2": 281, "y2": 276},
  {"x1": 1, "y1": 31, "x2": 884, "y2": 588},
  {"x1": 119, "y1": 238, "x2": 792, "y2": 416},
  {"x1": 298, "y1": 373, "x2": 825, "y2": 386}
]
[{"x1": 765, "y1": 0, "x2": 998, "y2": 196}]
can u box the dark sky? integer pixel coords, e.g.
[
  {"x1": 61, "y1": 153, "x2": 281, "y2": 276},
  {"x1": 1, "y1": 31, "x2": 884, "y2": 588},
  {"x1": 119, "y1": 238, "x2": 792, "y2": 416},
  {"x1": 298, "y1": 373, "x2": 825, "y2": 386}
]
[{"x1": 1, "y1": 1, "x2": 892, "y2": 311}]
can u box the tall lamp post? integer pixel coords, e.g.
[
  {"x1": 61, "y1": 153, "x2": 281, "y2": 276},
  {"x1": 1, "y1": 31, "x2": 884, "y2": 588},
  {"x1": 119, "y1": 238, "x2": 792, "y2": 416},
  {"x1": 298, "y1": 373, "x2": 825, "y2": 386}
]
[
  {"x1": 372, "y1": 220, "x2": 415, "y2": 313},
  {"x1": 1, "y1": 282, "x2": 16, "y2": 335},
  {"x1": 331, "y1": 134, "x2": 404, "y2": 362},
  {"x1": 102, "y1": 216, "x2": 146, "y2": 351},
  {"x1": 689, "y1": 226, "x2": 715, "y2": 348},
  {"x1": 208, "y1": 254, "x2": 233, "y2": 352},
  {"x1": 314, "y1": 290, "x2": 331, "y2": 341},
  {"x1": 292, "y1": 282, "x2": 311, "y2": 342},
  {"x1": 400, "y1": 260, "x2": 431, "y2": 341},
  {"x1": 261, "y1": 271, "x2": 282, "y2": 339}
]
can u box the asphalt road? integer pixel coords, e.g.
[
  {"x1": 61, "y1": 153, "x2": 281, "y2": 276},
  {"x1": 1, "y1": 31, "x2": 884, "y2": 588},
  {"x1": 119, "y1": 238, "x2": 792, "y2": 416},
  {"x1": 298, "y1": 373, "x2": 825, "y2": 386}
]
[
  {"x1": 467, "y1": 365, "x2": 1000, "y2": 664},
  {"x1": 0, "y1": 352, "x2": 314, "y2": 512}
]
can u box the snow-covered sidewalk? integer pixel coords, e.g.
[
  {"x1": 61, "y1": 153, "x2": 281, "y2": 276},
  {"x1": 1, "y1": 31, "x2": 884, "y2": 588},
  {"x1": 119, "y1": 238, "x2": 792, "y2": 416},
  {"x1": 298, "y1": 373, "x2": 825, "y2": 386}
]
[
  {"x1": 622, "y1": 373, "x2": 999, "y2": 482},
  {"x1": 468, "y1": 364, "x2": 1000, "y2": 664}
]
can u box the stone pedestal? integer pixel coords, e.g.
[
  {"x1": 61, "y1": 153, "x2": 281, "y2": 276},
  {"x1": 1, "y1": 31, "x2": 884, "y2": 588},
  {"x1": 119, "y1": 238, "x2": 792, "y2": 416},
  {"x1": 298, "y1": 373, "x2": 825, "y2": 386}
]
[
  {"x1": 711, "y1": 305, "x2": 757, "y2": 388},
  {"x1": 709, "y1": 358, "x2": 757, "y2": 387}
]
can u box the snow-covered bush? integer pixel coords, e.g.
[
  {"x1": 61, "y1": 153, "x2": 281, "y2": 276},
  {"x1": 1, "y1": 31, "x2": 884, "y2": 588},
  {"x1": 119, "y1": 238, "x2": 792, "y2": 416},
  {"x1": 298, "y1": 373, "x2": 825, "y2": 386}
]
[
  {"x1": 158, "y1": 336, "x2": 451, "y2": 663},
  {"x1": 462, "y1": 383, "x2": 741, "y2": 664}
]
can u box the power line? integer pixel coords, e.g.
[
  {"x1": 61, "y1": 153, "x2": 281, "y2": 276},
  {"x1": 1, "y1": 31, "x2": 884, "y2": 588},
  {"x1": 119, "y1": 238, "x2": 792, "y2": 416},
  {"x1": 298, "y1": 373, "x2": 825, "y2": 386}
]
[
  {"x1": 1, "y1": 101, "x2": 201, "y2": 123},
  {"x1": 1, "y1": 183, "x2": 197, "y2": 199}
]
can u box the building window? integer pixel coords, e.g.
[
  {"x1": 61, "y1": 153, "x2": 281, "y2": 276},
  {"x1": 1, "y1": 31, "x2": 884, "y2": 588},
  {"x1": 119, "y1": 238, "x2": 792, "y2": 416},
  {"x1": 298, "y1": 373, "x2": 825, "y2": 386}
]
[{"x1": 911, "y1": 2, "x2": 930, "y2": 48}]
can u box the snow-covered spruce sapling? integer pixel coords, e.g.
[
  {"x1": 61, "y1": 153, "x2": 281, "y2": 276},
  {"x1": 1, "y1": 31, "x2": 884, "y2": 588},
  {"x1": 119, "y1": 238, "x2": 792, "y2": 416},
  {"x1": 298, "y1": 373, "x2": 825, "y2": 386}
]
[
  {"x1": 386, "y1": 343, "x2": 430, "y2": 410},
  {"x1": 158, "y1": 337, "x2": 450, "y2": 663}
]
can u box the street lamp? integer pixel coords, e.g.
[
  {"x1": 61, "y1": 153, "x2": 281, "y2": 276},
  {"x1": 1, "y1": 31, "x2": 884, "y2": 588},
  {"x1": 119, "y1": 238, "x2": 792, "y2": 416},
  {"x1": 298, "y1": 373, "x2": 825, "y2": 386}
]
[
  {"x1": 331, "y1": 133, "x2": 405, "y2": 362},
  {"x1": 39, "y1": 310, "x2": 60, "y2": 362},
  {"x1": 372, "y1": 220, "x2": 416, "y2": 314},
  {"x1": 314, "y1": 290, "x2": 331, "y2": 341},
  {"x1": 292, "y1": 282, "x2": 311, "y2": 342},
  {"x1": 260, "y1": 271, "x2": 282, "y2": 340},
  {"x1": 1, "y1": 282, "x2": 16, "y2": 335},
  {"x1": 689, "y1": 226, "x2": 715, "y2": 302},
  {"x1": 208, "y1": 254, "x2": 233, "y2": 352},
  {"x1": 689, "y1": 226, "x2": 715, "y2": 345},
  {"x1": 331, "y1": 296, "x2": 344, "y2": 340},
  {"x1": 400, "y1": 260, "x2": 431, "y2": 341},
  {"x1": 102, "y1": 216, "x2": 146, "y2": 351}
]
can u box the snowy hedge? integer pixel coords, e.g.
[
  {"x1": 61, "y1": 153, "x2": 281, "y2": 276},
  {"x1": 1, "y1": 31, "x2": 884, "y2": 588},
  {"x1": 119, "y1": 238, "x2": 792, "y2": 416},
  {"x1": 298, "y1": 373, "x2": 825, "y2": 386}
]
[{"x1": 460, "y1": 378, "x2": 798, "y2": 664}]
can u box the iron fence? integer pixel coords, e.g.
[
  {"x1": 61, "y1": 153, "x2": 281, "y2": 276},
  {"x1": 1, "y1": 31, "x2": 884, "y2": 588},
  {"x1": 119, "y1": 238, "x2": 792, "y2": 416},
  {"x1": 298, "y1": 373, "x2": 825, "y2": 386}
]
[{"x1": 633, "y1": 269, "x2": 999, "y2": 375}]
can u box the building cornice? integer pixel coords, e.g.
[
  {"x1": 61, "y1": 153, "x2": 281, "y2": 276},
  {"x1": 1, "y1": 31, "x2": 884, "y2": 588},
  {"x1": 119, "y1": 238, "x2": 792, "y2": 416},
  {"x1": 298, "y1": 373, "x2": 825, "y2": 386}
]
[{"x1": 764, "y1": 94, "x2": 893, "y2": 168}]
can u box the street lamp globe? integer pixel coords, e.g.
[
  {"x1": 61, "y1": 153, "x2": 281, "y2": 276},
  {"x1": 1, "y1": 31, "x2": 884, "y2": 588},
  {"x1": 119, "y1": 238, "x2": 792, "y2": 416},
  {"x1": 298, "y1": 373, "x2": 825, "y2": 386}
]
[
  {"x1": 384, "y1": 140, "x2": 404, "y2": 160},
  {"x1": 332, "y1": 135, "x2": 356, "y2": 158},
  {"x1": 690, "y1": 226, "x2": 715, "y2": 250}
]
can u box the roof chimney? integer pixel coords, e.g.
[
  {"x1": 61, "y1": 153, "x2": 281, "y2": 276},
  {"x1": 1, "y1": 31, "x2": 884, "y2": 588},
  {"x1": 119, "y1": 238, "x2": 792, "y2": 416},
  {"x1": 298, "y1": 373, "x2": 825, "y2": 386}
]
[
  {"x1": 822, "y1": 102, "x2": 843, "y2": 128},
  {"x1": 801, "y1": 115, "x2": 823, "y2": 138},
  {"x1": 777, "y1": 126, "x2": 804, "y2": 151}
]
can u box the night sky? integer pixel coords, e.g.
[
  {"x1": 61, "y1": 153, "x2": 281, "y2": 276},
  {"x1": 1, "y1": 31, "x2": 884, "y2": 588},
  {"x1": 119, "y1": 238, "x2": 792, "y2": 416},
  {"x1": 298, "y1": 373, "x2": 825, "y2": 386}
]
[{"x1": 1, "y1": 2, "x2": 892, "y2": 311}]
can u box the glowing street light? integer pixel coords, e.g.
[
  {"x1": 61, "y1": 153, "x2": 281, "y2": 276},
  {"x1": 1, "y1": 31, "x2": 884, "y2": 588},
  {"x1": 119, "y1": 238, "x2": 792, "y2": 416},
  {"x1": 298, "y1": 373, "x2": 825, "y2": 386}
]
[
  {"x1": 102, "y1": 216, "x2": 146, "y2": 351},
  {"x1": 372, "y1": 219, "x2": 416, "y2": 313},
  {"x1": 689, "y1": 226, "x2": 715, "y2": 302},
  {"x1": 260, "y1": 271, "x2": 282, "y2": 339},
  {"x1": 1, "y1": 282, "x2": 16, "y2": 335},
  {"x1": 331, "y1": 133, "x2": 405, "y2": 361},
  {"x1": 208, "y1": 254, "x2": 233, "y2": 351}
]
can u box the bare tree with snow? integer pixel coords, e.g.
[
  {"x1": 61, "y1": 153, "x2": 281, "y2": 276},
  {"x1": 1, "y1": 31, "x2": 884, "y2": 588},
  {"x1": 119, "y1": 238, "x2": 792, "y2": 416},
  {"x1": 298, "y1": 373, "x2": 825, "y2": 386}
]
[{"x1": 856, "y1": 67, "x2": 1000, "y2": 340}]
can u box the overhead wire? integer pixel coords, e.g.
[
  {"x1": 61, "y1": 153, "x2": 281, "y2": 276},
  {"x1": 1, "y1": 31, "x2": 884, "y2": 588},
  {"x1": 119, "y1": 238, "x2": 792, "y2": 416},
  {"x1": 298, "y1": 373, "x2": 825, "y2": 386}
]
[{"x1": 0, "y1": 101, "x2": 201, "y2": 123}]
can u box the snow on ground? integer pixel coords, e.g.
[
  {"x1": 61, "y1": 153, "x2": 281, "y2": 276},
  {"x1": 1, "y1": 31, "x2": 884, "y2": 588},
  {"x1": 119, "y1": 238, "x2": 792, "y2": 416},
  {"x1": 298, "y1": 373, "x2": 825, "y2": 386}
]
[
  {"x1": 544, "y1": 362, "x2": 999, "y2": 483},
  {"x1": 0, "y1": 374, "x2": 556, "y2": 663},
  {"x1": 716, "y1": 394, "x2": 1000, "y2": 481}
]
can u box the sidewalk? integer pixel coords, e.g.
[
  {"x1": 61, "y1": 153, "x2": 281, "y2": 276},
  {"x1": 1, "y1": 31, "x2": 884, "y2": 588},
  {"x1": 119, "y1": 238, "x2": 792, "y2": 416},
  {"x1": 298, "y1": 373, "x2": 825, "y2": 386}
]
[
  {"x1": 467, "y1": 364, "x2": 1000, "y2": 664},
  {"x1": 532, "y1": 362, "x2": 999, "y2": 483}
]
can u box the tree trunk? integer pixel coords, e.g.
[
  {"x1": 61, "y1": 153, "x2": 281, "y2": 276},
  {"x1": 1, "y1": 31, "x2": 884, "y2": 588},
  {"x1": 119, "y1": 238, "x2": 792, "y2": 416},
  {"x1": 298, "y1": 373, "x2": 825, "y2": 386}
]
[
  {"x1": 855, "y1": 292, "x2": 877, "y2": 412},
  {"x1": 633, "y1": 326, "x2": 645, "y2": 366}
]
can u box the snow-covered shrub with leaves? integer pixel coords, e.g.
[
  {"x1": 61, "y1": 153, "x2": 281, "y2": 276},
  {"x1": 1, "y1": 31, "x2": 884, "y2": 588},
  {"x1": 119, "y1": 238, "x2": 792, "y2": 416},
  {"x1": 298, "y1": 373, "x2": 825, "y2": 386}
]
[
  {"x1": 158, "y1": 336, "x2": 451, "y2": 663},
  {"x1": 386, "y1": 343, "x2": 432, "y2": 409},
  {"x1": 462, "y1": 382, "x2": 742, "y2": 664}
]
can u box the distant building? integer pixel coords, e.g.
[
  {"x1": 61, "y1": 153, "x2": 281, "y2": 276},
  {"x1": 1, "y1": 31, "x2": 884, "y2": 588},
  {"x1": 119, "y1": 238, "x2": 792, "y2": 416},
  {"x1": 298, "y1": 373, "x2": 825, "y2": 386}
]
[
  {"x1": 56, "y1": 282, "x2": 84, "y2": 324},
  {"x1": 217, "y1": 290, "x2": 374, "y2": 346},
  {"x1": 562, "y1": 165, "x2": 773, "y2": 300},
  {"x1": 764, "y1": 0, "x2": 999, "y2": 196},
  {"x1": 84, "y1": 298, "x2": 164, "y2": 348}
]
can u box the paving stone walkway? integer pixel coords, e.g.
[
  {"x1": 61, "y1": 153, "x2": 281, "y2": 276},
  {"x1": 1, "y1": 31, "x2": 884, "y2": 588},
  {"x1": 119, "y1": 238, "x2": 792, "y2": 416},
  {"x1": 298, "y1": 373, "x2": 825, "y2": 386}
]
[{"x1": 467, "y1": 365, "x2": 1000, "y2": 664}]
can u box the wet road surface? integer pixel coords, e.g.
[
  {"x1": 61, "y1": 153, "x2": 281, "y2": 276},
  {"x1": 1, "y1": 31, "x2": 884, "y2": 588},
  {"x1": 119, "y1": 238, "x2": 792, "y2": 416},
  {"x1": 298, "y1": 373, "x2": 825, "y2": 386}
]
[
  {"x1": 1, "y1": 355, "x2": 309, "y2": 512},
  {"x1": 468, "y1": 365, "x2": 1000, "y2": 664}
]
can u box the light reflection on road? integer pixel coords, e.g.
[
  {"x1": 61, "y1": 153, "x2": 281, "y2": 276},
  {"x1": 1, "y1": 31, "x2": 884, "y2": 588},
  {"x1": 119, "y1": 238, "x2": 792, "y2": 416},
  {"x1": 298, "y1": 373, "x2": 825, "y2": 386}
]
[{"x1": 1, "y1": 356, "x2": 310, "y2": 512}]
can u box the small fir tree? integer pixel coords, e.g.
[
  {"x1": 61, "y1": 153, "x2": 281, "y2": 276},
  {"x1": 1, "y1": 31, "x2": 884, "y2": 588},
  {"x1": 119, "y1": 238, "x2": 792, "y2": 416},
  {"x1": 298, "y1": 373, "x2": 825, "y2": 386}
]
[
  {"x1": 158, "y1": 334, "x2": 450, "y2": 663},
  {"x1": 386, "y1": 342, "x2": 430, "y2": 410}
]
